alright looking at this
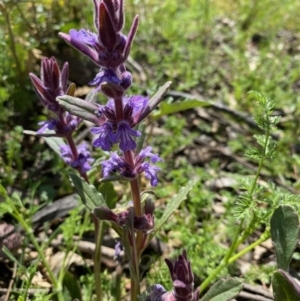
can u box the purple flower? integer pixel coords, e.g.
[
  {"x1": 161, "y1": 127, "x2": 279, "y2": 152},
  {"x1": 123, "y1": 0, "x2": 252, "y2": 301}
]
[
  {"x1": 37, "y1": 119, "x2": 57, "y2": 134},
  {"x1": 55, "y1": 112, "x2": 81, "y2": 134},
  {"x1": 59, "y1": 0, "x2": 139, "y2": 70},
  {"x1": 114, "y1": 121, "x2": 141, "y2": 151},
  {"x1": 91, "y1": 122, "x2": 115, "y2": 151},
  {"x1": 60, "y1": 143, "x2": 94, "y2": 173},
  {"x1": 146, "y1": 251, "x2": 199, "y2": 301},
  {"x1": 89, "y1": 68, "x2": 121, "y2": 88},
  {"x1": 120, "y1": 71, "x2": 132, "y2": 89},
  {"x1": 100, "y1": 147, "x2": 162, "y2": 186},
  {"x1": 101, "y1": 152, "x2": 135, "y2": 178},
  {"x1": 29, "y1": 57, "x2": 82, "y2": 136},
  {"x1": 114, "y1": 240, "x2": 124, "y2": 262},
  {"x1": 137, "y1": 146, "x2": 162, "y2": 164},
  {"x1": 89, "y1": 68, "x2": 133, "y2": 96},
  {"x1": 135, "y1": 147, "x2": 162, "y2": 187},
  {"x1": 38, "y1": 113, "x2": 80, "y2": 136},
  {"x1": 141, "y1": 163, "x2": 161, "y2": 187},
  {"x1": 29, "y1": 57, "x2": 68, "y2": 114},
  {"x1": 123, "y1": 95, "x2": 148, "y2": 125},
  {"x1": 89, "y1": 96, "x2": 148, "y2": 150}
]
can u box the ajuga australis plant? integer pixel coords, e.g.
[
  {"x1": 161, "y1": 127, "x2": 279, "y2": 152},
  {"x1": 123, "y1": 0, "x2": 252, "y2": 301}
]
[{"x1": 21, "y1": 0, "x2": 300, "y2": 301}]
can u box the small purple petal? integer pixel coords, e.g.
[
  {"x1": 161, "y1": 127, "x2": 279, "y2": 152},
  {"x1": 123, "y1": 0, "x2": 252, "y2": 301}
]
[
  {"x1": 140, "y1": 162, "x2": 161, "y2": 187},
  {"x1": 101, "y1": 152, "x2": 124, "y2": 177},
  {"x1": 60, "y1": 142, "x2": 94, "y2": 173},
  {"x1": 101, "y1": 152, "x2": 134, "y2": 178},
  {"x1": 120, "y1": 71, "x2": 132, "y2": 89},
  {"x1": 137, "y1": 146, "x2": 162, "y2": 163},
  {"x1": 114, "y1": 240, "x2": 124, "y2": 262},
  {"x1": 60, "y1": 31, "x2": 99, "y2": 64},
  {"x1": 89, "y1": 68, "x2": 121, "y2": 87},
  {"x1": 70, "y1": 29, "x2": 98, "y2": 46},
  {"x1": 114, "y1": 121, "x2": 141, "y2": 151},
  {"x1": 37, "y1": 119, "x2": 57, "y2": 133},
  {"x1": 91, "y1": 122, "x2": 115, "y2": 151}
]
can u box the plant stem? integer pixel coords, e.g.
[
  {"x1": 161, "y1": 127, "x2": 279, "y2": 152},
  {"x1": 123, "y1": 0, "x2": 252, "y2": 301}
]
[
  {"x1": 200, "y1": 230, "x2": 270, "y2": 292},
  {"x1": 130, "y1": 277, "x2": 140, "y2": 301},
  {"x1": 228, "y1": 231, "x2": 270, "y2": 264},
  {"x1": 94, "y1": 216, "x2": 105, "y2": 301},
  {"x1": 112, "y1": 265, "x2": 123, "y2": 301}
]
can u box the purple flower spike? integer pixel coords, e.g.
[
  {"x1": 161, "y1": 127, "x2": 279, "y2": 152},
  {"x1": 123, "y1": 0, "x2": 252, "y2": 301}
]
[
  {"x1": 91, "y1": 122, "x2": 115, "y2": 151},
  {"x1": 29, "y1": 57, "x2": 69, "y2": 114},
  {"x1": 60, "y1": 143, "x2": 94, "y2": 173},
  {"x1": 114, "y1": 121, "x2": 141, "y2": 151},
  {"x1": 164, "y1": 250, "x2": 199, "y2": 301},
  {"x1": 59, "y1": 0, "x2": 139, "y2": 70}
]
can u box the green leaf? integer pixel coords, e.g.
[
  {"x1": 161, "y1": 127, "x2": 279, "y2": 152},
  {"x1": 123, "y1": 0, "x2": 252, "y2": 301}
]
[
  {"x1": 153, "y1": 99, "x2": 209, "y2": 119},
  {"x1": 69, "y1": 173, "x2": 107, "y2": 211},
  {"x1": 0, "y1": 183, "x2": 8, "y2": 198},
  {"x1": 63, "y1": 271, "x2": 82, "y2": 301},
  {"x1": 23, "y1": 130, "x2": 60, "y2": 137},
  {"x1": 57, "y1": 95, "x2": 98, "y2": 123},
  {"x1": 272, "y1": 270, "x2": 300, "y2": 301},
  {"x1": 148, "y1": 81, "x2": 172, "y2": 110},
  {"x1": 270, "y1": 205, "x2": 299, "y2": 271},
  {"x1": 44, "y1": 136, "x2": 65, "y2": 155},
  {"x1": 2, "y1": 247, "x2": 27, "y2": 274},
  {"x1": 200, "y1": 278, "x2": 243, "y2": 301},
  {"x1": 100, "y1": 174, "x2": 131, "y2": 183},
  {"x1": 155, "y1": 180, "x2": 196, "y2": 231},
  {"x1": 98, "y1": 182, "x2": 118, "y2": 209},
  {"x1": 139, "y1": 81, "x2": 172, "y2": 122},
  {"x1": 248, "y1": 91, "x2": 268, "y2": 105}
]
